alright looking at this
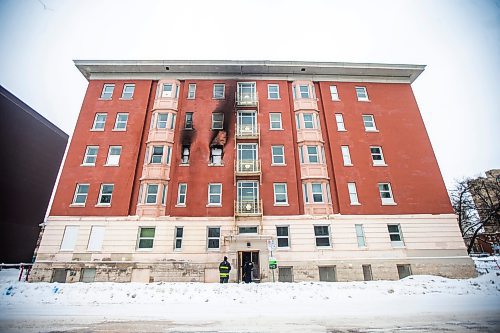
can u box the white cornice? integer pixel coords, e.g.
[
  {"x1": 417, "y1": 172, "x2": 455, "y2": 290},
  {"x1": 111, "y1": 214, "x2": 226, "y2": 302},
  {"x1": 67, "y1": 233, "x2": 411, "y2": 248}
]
[{"x1": 74, "y1": 60, "x2": 425, "y2": 83}]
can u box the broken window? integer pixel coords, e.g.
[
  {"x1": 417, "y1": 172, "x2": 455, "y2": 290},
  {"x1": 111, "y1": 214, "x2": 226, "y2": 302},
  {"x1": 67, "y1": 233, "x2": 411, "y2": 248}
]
[
  {"x1": 210, "y1": 146, "x2": 223, "y2": 165},
  {"x1": 181, "y1": 145, "x2": 190, "y2": 164}
]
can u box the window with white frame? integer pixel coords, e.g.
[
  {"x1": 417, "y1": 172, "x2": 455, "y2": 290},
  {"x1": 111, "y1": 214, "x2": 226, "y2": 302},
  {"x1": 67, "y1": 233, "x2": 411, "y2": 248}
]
[
  {"x1": 161, "y1": 184, "x2": 167, "y2": 205},
  {"x1": 387, "y1": 224, "x2": 404, "y2": 247},
  {"x1": 145, "y1": 184, "x2": 159, "y2": 204},
  {"x1": 212, "y1": 113, "x2": 224, "y2": 129},
  {"x1": 362, "y1": 115, "x2": 377, "y2": 131},
  {"x1": 113, "y1": 113, "x2": 129, "y2": 131},
  {"x1": 121, "y1": 84, "x2": 135, "y2": 99},
  {"x1": 106, "y1": 146, "x2": 122, "y2": 166},
  {"x1": 302, "y1": 113, "x2": 316, "y2": 129},
  {"x1": 314, "y1": 225, "x2": 331, "y2": 247},
  {"x1": 72, "y1": 184, "x2": 89, "y2": 205},
  {"x1": 355, "y1": 87, "x2": 369, "y2": 101},
  {"x1": 370, "y1": 146, "x2": 386, "y2": 166},
  {"x1": 271, "y1": 145, "x2": 285, "y2": 165},
  {"x1": 302, "y1": 183, "x2": 309, "y2": 203},
  {"x1": 92, "y1": 113, "x2": 107, "y2": 131},
  {"x1": 100, "y1": 84, "x2": 114, "y2": 99},
  {"x1": 273, "y1": 183, "x2": 288, "y2": 205},
  {"x1": 347, "y1": 182, "x2": 360, "y2": 205},
  {"x1": 149, "y1": 146, "x2": 163, "y2": 164},
  {"x1": 177, "y1": 183, "x2": 187, "y2": 206},
  {"x1": 187, "y1": 84, "x2": 196, "y2": 99},
  {"x1": 161, "y1": 84, "x2": 173, "y2": 98},
  {"x1": 355, "y1": 224, "x2": 366, "y2": 247},
  {"x1": 213, "y1": 84, "x2": 225, "y2": 99},
  {"x1": 156, "y1": 113, "x2": 168, "y2": 129},
  {"x1": 239, "y1": 226, "x2": 258, "y2": 234},
  {"x1": 378, "y1": 183, "x2": 395, "y2": 204},
  {"x1": 87, "y1": 226, "x2": 105, "y2": 251},
  {"x1": 311, "y1": 183, "x2": 324, "y2": 203},
  {"x1": 330, "y1": 85, "x2": 339, "y2": 100},
  {"x1": 207, "y1": 227, "x2": 220, "y2": 249},
  {"x1": 60, "y1": 226, "x2": 79, "y2": 251},
  {"x1": 276, "y1": 226, "x2": 289, "y2": 248},
  {"x1": 82, "y1": 146, "x2": 99, "y2": 166},
  {"x1": 137, "y1": 227, "x2": 155, "y2": 249},
  {"x1": 341, "y1": 146, "x2": 352, "y2": 166},
  {"x1": 269, "y1": 113, "x2": 282, "y2": 130},
  {"x1": 298, "y1": 85, "x2": 310, "y2": 98},
  {"x1": 97, "y1": 184, "x2": 114, "y2": 205},
  {"x1": 170, "y1": 114, "x2": 176, "y2": 130},
  {"x1": 335, "y1": 113, "x2": 346, "y2": 131},
  {"x1": 306, "y1": 146, "x2": 319, "y2": 163},
  {"x1": 174, "y1": 227, "x2": 183, "y2": 249},
  {"x1": 208, "y1": 183, "x2": 222, "y2": 205},
  {"x1": 184, "y1": 112, "x2": 193, "y2": 129},
  {"x1": 268, "y1": 84, "x2": 280, "y2": 99}
]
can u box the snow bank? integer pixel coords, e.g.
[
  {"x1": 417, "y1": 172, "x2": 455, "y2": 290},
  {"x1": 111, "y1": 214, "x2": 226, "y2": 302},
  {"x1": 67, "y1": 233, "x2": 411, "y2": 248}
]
[{"x1": 1, "y1": 258, "x2": 499, "y2": 324}]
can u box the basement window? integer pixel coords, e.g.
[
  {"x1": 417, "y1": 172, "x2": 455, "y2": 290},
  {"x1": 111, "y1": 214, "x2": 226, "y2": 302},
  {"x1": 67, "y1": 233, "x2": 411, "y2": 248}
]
[{"x1": 181, "y1": 145, "x2": 190, "y2": 164}]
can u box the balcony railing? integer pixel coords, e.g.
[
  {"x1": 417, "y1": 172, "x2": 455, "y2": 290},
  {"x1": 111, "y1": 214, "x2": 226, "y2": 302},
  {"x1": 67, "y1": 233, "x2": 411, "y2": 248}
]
[
  {"x1": 235, "y1": 199, "x2": 262, "y2": 216},
  {"x1": 235, "y1": 159, "x2": 261, "y2": 175},
  {"x1": 236, "y1": 124, "x2": 259, "y2": 139},
  {"x1": 236, "y1": 91, "x2": 258, "y2": 107}
]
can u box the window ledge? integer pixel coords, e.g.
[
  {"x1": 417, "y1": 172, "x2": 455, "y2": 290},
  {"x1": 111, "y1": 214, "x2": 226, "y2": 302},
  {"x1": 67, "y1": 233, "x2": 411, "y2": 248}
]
[
  {"x1": 212, "y1": 97, "x2": 225, "y2": 100},
  {"x1": 69, "y1": 204, "x2": 85, "y2": 207},
  {"x1": 357, "y1": 99, "x2": 370, "y2": 102},
  {"x1": 80, "y1": 164, "x2": 95, "y2": 167},
  {"x1": 89, "y1": 129, "x2": 104, "y2": 132},
  {"x1": 269, "y1": 128, "x2": 284, "y2": 131},
  {"x1": 104, "y1": 164, "x2": 119, "y2": 167},
  {"x1": 112, "y1": 129, "x2": 127, "y2": 132},
  {"x1": 95, "y1": 204, "x2": 111, "y2": 207},
  {"x1": 382, "y1": 202, "x2": 397, "y2": 206},
  {"x1": 98, "y1": 98, "x2": 112, "y2": 101},
  {"x1": 331, "y1": 98, "x2": 341, "y2": 102},
  {"x1": 206, "y1": 204, "x2": 222, "y2": 207},
  {"x1": 365, "y1": 129, "x2": 379, "y2": 133},
  {"x1": 207, "y1": 248, "x2": 221, "y2": 251},
  {"x1": 274, "y1": 203, "x2": 290, "y2": 207},
  {"x1": 119, "y1": 98, "x2": 134, "y2": 101},
  {"x1": 208, "y1": 163, "x2": 224, "y2": 167},
  {"x1": 344, "y1": 164, "x2": 354, "y2": 167},
  {"x1": 337, "y1": 129, "x2": 347, "y2": 132},
  {"x1": 350, "y1": 202, "x2": 361, "y2": 206},
  {"x1": 179, "y1": 164, "x2": 190, "y2": 167},
  {"x1": 268, "y1": 98, "x2": 281, "y2": 100},
  {"x1": 373, "y1": 163, "x2": 387, "y2": 167},
  {"x1": 271, "y1": 163, "x2": 286, "y2": 167},
  {"x1": 175, "y1": 204, "x2": 186, "y2": 208},
  {"x1": 136, "y1": 248, "x2": 154, "y2": 252}
]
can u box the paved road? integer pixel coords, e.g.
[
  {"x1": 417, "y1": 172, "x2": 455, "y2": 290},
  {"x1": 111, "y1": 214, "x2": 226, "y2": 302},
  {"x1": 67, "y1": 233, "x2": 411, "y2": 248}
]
[{"x1": 1, "y1": 313, "x2": 499, "y2": 333}]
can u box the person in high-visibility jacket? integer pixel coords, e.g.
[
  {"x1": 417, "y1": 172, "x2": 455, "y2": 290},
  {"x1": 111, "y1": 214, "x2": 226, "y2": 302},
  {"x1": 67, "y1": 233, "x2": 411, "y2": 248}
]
[{"x1": 219, "y1": 256, "x2": 231, "y2": 283}]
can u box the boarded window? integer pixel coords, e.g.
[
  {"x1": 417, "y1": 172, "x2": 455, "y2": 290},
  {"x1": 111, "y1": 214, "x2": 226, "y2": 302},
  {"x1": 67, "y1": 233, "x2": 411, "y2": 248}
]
[
  {"x1": 52, "y1": 269, "x2": 67, "y2": 283},
  {"x1": 362, "y1": 264, "x2": 373, "y2": 281},
  {"x1": 81, "y1": 268, "x2": 96, "y2": 283},
  {"x1": 319, "y1": 266, "x2": 337, "y2": 282},
  {"x1": 278, "y1": 266, "x2": 293, "y2": 282},
  {"x1": 397, "y1": 264, "x2": 412, "y2": 279}
]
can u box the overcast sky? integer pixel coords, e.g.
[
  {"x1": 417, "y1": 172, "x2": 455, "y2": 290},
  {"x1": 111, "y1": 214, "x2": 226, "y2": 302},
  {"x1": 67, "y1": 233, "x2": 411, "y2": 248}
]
[{"x1": 0, "y1": 0, "x2": 499, "y2": 187}]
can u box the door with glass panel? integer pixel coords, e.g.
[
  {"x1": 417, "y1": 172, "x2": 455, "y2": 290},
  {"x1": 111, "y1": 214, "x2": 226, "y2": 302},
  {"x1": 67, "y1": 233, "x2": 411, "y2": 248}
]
[
  {"x1": 237, "y1": 112, "x2": 257, "y2": 137},
  {"x1": 237, "y1": 82, "x2": 256, "y2": 105},
  {"x1": 237, "y1": 143, "x2": 258, "y2": 172},
  {"x1": 237, "y1": 181, "x2": 260, "y2": 214}
]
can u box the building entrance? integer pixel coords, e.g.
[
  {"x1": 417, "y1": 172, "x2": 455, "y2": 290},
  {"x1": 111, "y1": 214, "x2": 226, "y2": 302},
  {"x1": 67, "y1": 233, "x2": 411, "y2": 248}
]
[{"x1": 238, "y1": 251, "x2": 260, "y2": 282}]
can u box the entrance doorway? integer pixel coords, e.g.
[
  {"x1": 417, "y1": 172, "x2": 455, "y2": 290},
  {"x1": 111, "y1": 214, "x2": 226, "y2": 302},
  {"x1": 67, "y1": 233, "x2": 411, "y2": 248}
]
[{"x1": 238, "y1": 251, "x2": 260, "y2": 282}]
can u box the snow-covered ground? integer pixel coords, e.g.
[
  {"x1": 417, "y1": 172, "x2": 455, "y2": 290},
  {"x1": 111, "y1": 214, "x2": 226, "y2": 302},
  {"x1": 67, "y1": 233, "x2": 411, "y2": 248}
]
[{"x1": 1, "y1": 257, "x2": 499, "y2": 332}]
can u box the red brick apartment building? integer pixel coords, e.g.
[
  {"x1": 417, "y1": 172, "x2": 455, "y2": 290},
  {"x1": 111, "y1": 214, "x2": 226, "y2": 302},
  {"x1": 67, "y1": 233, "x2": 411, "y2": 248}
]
[{"x1": 30, "y1": 60, "x2": 475, "y2": 283}]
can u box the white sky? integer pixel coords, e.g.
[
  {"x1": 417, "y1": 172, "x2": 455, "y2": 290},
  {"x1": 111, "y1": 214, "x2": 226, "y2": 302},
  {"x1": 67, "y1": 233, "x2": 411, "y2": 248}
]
[{"x1": 0, "y1": 0, "x2": 499, "y2": 187}]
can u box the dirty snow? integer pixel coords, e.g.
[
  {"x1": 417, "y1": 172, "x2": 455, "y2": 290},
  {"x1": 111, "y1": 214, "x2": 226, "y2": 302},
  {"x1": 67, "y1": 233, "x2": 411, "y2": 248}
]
[{"x1": 1, "y1": 257, "x2": 499, "y2": 332}]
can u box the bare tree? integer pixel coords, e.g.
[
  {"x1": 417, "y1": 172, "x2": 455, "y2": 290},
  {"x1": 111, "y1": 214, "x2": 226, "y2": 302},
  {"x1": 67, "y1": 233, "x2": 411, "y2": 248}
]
[{"x1": 450, "y1": 174, "x2": 500, "y2": 253}]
